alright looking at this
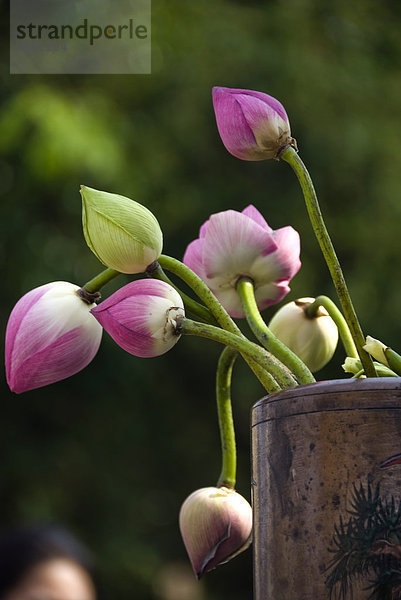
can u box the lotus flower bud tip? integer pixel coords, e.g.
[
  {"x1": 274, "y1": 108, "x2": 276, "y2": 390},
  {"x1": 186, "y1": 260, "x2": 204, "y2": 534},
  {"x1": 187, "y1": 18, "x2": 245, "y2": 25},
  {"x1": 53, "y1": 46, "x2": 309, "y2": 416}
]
[
  {"x1": 91, "y1": 279, "x2": 184, "y2": 358},
  {"x1": 5, "y1": 281, "x2": 103, "y2": 393},
  {"x1": 179, "y1": 486, "x2": 252, "y2": 578},
  {"x1": 81, "y1": 185, "x2": 163, "y2": 274},
  {"x1": 212, "y1": 86, "x2": 294, "y2": 161}
]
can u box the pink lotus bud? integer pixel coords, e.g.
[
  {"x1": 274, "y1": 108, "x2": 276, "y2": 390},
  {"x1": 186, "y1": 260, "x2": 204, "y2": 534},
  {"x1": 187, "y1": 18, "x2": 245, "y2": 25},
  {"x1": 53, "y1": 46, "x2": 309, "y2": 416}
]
[
  {"x1": 179, "y1": 486, "x2": 252, "y2": 579},
  {"x1": 91, "y1": 280, "x2": 184, "y2": 358},
  {"x1": 212, "y1": 86, "x2": 293, "y2": 161},
  {"x1": 5, "y1": 282, "x2": 103, "y2": 394},
  {"x1": 183, "y1": 205, "x2": 300, "y2": 318}
]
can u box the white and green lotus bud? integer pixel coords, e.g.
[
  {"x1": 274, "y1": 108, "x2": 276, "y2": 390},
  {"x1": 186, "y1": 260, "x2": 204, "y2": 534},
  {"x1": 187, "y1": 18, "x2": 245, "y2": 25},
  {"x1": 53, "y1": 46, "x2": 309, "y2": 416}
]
[
  {"x1": 363, "y1": 335, "x2": 390, "y2": 367},
  {"x1": 268, "y1": 297, "x2": 339, "y2": 372},
  {"x1": 81, "y1": 186, "x2": 163, "y2": 274}
]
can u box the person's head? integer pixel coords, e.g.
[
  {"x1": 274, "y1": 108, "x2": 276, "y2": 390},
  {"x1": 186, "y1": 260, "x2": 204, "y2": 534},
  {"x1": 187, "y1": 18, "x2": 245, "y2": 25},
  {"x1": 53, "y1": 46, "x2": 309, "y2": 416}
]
[{"x1": 0, "y1": 524, "x2": 96, "y2": 600}]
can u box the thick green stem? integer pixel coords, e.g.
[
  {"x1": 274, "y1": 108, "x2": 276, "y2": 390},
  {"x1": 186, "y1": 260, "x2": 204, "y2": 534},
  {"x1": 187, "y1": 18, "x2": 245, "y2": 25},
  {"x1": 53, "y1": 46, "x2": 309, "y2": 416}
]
[
  {"x1": 243, "y1": 361, "x2": 281, "y2": 393},
  {"x1": 216, "y1": 347, "x2": 237, "y2": 489},
  {"x1": 305, "y1": 295, "x2": 358, "y2": 359},
  {"x1": 83, "y1": 267, "x2": 120, "y2": 293},
  {"x1": 146, "y1": 262, "x2": 217, "y2": 325},
  {"x1": 157, "y1": 255, "x2": 281, "y2": 392},
  {"x1": 178, "y1": 318, "x2": 297, "y2": 390},
  {"x1": 236, "y1": 278, "x2": 315, "y2": 385},
  {"x1": 281, "y1": 146, "x2": 376, "y2": 377},
  {"x1": 158, "y1": 255, "x2": 241, "y2": 334},
  {"x1": 352, "y1": 364, "x2": 398, "y2": 379}
]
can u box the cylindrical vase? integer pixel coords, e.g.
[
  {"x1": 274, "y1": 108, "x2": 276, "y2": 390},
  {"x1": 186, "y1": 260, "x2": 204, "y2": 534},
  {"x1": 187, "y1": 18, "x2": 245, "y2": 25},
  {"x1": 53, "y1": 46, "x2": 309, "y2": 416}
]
[{"x1": 251, "y1": 378, "x2": 401, "y2": 600}]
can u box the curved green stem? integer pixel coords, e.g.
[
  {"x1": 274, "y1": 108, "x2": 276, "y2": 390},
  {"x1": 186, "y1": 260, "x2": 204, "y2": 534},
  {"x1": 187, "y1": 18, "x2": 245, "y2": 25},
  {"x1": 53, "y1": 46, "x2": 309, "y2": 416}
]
[
  {"x1": 83, "y1": 267, "x2": 120, "y2": 293},
  {"x1": 158, "y1": 255, "x2": 241, "y2": 334},
  {"x1": 281, "y1": 146, "x2": 376, "y2": 377},
  {"x1": 352, "y1": 364, "x2": 398, "y2": 379},
  {"x1": 178, "y1": 318, "x2": 297, "y2": 390},
  {"x1": 146, "y1": 262, "x2": 217, "y2": 325},
  {"x1": 216, "y1": 347, "x2": 237, "y2": 489},
  {"x1": 236, "y1": 278, "x2": 315, "y2": 385},
  {"x1": 242, "y1": 360, "x2": 281, "y2": 393},
  {"x1": 305, "y1": 295, "x2": 358, "y2": 359},
  {"x1": 157, "y1": 255, "x2": 281, "y2": 392}
]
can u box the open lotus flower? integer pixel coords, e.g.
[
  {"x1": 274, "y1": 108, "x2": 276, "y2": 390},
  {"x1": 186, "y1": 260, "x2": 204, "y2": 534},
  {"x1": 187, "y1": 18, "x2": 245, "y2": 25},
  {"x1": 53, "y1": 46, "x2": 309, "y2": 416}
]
[
  {"x1": 268, "y1": 297, "x2": 339, "y2": 372},
  {"x1": 5, "y1": 282, "x2": 103, "y2": 394},
  {"x1": 179, "y1": 486, "x2": 252, "y2": 579},
  {"x1": 183, "y1": 205, "x2": 300, "y2": 318},
  {"x1": 212, "y1": 86, "x2": 293, "y2": 161},
  {"x1": 91, "y1": 280, "x2": 184, "y2": 358}
]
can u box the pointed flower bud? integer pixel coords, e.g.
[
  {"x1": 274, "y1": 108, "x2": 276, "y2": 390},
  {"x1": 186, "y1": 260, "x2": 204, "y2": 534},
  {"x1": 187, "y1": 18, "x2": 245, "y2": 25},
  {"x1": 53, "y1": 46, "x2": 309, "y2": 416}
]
[
  {"x1": 81, "y1": 186, "x2": 163, "y2": 274},
  {"x1": 91, "y1": 280, "x2": 184, "y2": 358},
  {"x1": 183, "y1": 205, "x2": 300, "y2": 318},
  {"x1": 179, "y1": 486, "x2": 252, "y2": 579},
  {"x1": 212, "y1": 87, "x2": 294, "y2": 161},
  {"x1": 268, "y1": 297, "x2": 339, "y2": 372},
  {"x1": 5, "y1": 282, "x2": 103, "y2": 394},
  {"x1": 363, "y1": 335, "x2": 390, "y2": 367}
]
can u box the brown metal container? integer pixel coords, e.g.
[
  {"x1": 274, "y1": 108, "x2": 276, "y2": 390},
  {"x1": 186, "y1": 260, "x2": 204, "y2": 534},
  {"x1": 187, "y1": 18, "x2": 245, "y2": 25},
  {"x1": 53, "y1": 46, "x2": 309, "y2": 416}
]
[{"x1": 251, "y1": 378, "x2": 401, "y2": 600}]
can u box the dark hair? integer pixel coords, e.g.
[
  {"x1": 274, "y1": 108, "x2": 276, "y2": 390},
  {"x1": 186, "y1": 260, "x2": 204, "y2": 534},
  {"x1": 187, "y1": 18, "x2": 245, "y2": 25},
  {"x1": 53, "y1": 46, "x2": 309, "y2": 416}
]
[{"x1": 0, "y1": 523, "x2": 95, "y2": 597}]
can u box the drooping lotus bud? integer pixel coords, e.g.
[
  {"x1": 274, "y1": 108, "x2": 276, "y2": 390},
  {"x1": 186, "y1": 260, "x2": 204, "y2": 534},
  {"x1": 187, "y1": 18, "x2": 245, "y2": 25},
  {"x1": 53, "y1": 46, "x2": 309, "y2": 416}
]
[
  {"x1": 212, "y1": 87, "x2": 294, "y2": 161},
  {"x1": 91, "y1": 279, "x2": 184, "y2": 358},
  {"x1": 5, "y1": 282, "x2": 103, "y2": 393},
  {"x1": 179, "y1": 486, "x2": 252, "y2": 579},
  {"x1": 363, "y1": 335, "x2": 390, "y2": 367},
  {"x1": 81, "y1": 185, "x2": 163, "y2": 274},
  {"x1": 268, "y1": 297, "x2": 338, "y2": 372},
  {"x1": 183, "y1": 204, "x2": 300, "y2": 318}
]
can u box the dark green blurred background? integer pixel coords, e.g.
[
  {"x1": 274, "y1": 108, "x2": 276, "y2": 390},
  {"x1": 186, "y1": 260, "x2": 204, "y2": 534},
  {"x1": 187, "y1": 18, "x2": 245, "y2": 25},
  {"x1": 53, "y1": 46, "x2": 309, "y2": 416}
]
[{"x1": 2, "y1": 1, "x2": 401, "y2": 598}]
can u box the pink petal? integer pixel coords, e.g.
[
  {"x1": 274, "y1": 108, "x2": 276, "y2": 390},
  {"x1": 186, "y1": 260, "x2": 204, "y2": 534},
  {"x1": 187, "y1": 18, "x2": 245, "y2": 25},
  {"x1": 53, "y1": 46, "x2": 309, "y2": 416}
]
[
  {"x1": 241, "y1": 205, "x2": 272, "y2": 232},
  {"x1": 209, "y1": 287, "x2": 246, "y2": 319},
  {"x1": 91, "y1": 280, "x2": 183, "y2": 358},
  {"x1": 211, "y1": 281, "x2": 290, "y2": 319},
  {"x1": 212, "y1": 88, "x2": 258, "y2": 161},
  {"x1": 199, "y1": 219, "x2": 210, "y2": 239},
  {"x1": 255, "y1": 281, "x2": 291, "y2": 312},
  {"x1": 270, "y1": 226, "x2": 301, "y2": 281},
  {"x1": 183, "y1": 238, "x2": 207, "y2": 280},
  {"x1": 213, "y1": 87, "x2": 289, "y2": 125},
  {"x1": 93, "y1": 297, "x2": 158, "y2": 358},
  {"x1": 202, "y1": 210, "x2": 277, "y2": 282},
  {"x1": 245, "y1": 227, "x2": 300, "y2": 288},
  {"x1": 6, "y1": 282, "x2": 102, "y2": 393},
  {"x1": 233, "y1": 93, "x2": 282, "y2": 129},
  {"x1": 94, "y1": 279, "x2": 180, "y2": 310},
  {"x1": 187, "y1": 517, "x2": 231, "y2": 578},
  {"x1": 5, "y1": 284, "x2": 52, "y2": 383},
  {"x1": 9, "y1": 326, "x2": 101, "y2": 394}
]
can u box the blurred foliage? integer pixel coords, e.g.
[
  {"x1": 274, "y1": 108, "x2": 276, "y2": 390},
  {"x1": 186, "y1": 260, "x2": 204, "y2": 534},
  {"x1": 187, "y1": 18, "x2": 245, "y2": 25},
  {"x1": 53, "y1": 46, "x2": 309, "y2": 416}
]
[{"x1": 1, "y1": 0, "x2": 401, "y2": 598}]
